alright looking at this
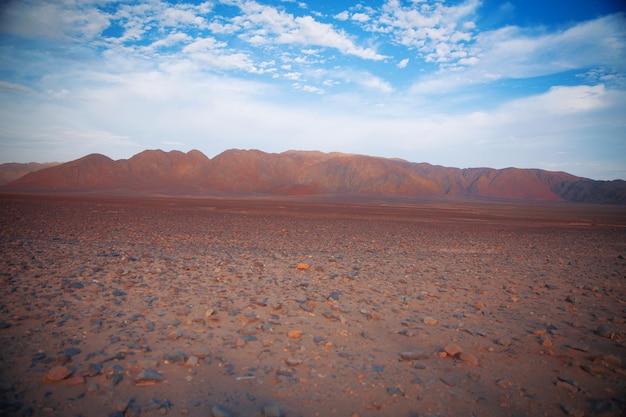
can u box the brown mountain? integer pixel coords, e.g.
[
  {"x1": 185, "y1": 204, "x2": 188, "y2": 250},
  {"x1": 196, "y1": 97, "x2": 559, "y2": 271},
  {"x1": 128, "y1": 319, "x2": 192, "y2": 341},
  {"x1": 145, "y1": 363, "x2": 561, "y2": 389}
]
[
  {"x1": 1, "y1": 149, "x2": 624, "y2": 204},
  {"x1": 0, "y1": 162, "x2": 61, "y2": 186}
]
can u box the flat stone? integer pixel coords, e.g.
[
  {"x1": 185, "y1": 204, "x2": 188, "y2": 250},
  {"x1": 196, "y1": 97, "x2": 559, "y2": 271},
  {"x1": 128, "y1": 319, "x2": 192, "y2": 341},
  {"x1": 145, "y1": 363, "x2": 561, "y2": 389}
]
[
  {"x1": 444, "y1": 344, "x2": 463, "y2": 357},
  {"x1": 43, "y1": 366, "x2": 73, "y2": 382},
  {"x1": 134, "y1": 368, "x2": 164, "y2": 384},
  {"x1": 263, "y1": 403, "x2": 281, "y2": 417},
  {"x1": 211, "y1": 404, "x2": 233, "y2": 417},
  {"x1": 399, "y1": 351, "x2": 430, "y2": 361},
  {"x1": 459, "y1": 352, "x2": 479, "y2": 366},
  {"x1": 423, "y1": 316, "x2": 438, "y2": 326}
]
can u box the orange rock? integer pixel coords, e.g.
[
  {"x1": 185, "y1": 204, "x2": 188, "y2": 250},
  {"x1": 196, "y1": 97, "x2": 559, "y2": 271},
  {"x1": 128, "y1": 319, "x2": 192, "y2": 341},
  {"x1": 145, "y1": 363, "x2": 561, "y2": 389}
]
[
  {"x1": 287, "y1": 330, "x2": 302, "y2": 339},
  {"x1": 459, "y1": 352, "x2": 479, "y2": 366},
  {"x1": 444, "y1": 344, "x2": 463, "y2": 357},
  {"x1": 65, "y1": 376, "x2": 85, "y2": 386},
  {"x1": 296, "y1": 263, "x2": 309, "y2": 271},
  {"x1": 43, "y1": 366, "x2": 73, "y2": 383}
]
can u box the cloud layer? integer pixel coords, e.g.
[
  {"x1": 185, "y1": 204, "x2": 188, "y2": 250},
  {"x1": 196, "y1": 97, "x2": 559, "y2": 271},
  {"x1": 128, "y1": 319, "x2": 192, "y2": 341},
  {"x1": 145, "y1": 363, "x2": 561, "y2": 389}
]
[{"x1": 0, "y1": 0, "x2": 624, "y2": 180}]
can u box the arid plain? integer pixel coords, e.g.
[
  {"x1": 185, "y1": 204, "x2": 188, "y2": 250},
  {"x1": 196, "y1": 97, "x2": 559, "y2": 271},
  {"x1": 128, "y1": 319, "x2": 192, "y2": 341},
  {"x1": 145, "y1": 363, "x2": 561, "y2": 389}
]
[{"x1": 1, "y1": 194, "x2": 625, "y2": 417}]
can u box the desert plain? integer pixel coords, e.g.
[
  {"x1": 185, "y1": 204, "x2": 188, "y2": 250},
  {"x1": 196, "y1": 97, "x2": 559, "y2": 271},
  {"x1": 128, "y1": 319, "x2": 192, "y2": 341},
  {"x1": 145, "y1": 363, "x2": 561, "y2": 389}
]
[{"x1": 0, "y1": 193, "x2": 625, "y2": 417}]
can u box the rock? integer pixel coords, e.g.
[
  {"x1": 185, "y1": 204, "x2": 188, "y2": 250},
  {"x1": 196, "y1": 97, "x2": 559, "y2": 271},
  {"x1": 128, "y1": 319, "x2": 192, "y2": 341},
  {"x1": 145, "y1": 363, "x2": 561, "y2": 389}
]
[
  {"x1": 263, "y1": 403, "x2": 281, "y2": 417},
  {"x1": 459, "y1": 352, "x2": 479, "y2": 366},
  {"x1": 134, "y1": 368, "x2": 164, "y2": 385},
  {"x1": 285, "y1": 358, "x2": 302, "y2": 366},
  {"x1": 497, "y1": 337, "x2": 512, "y2": 347},
  {"x1": 399, "y1": 351, "x2": 430, "y2": 361},
  {"x1": 65, "y1": 376, "x2": 85, "y2": 386},
  {"x1": 561, "y1": 403, "x2": 584, "y2": 417},
  {"x1": 296, "y1": 263, "x2": 309, "y2": 271},
  {"x1": 602, "y1": 354, "x2": 622, "y2": 367},
  {"x1": 43, "y1": 366, "x2": 73, "y2": 383},
  {"x1": 211, "y1": 404, "x2": 233, "y2": 417},
  {"x1": 444, "y1": 344, "x2": 463, "y2": 357},
  {"x1": 596, "y1": 324, "x2": 613, "y2": 338},
  {"x1": 541, "y1": 336, "x2": 553, "y2": 348},
  {"x1": 287, "y1": 330, "x2": 302, "y2": 339},
  {"x1": 185, "y1": 356, "x2": 199, "y2": 367},
  {"x1": 168, "y1": 329, "x2": 182, "y2": 340},
  {"x1": 423, "y1": 316, "x2": 438, "y2": 326}
]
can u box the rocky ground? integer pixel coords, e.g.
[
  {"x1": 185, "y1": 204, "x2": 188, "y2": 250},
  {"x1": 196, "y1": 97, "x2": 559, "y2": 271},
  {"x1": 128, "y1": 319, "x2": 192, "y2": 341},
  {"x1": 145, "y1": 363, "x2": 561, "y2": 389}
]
[{"x1": 0, "y1": 194, "x2": 624, "y2": 417}]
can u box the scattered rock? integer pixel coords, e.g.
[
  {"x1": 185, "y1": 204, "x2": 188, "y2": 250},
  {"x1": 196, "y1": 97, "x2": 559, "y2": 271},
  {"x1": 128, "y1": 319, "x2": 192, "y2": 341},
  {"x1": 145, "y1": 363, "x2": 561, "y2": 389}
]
[
  {"x1": 459, "y1": 352, "x2": 479, "y2": 366},
  {"x1": 287, "y1": 330, "x2": 302, "y2": 339},
  {"x1": 263, "y1": 402, "x2": 281, "y2": 417},
  {"x1": 423, "y1": 316, "x2": 438, "y2": 326},
  {"x1": 596, "y1": 324, "x2": 613, "y2": 338},
  {"x1": 134, "y1": 368, "x2": 164, "y2": 385},
  {"x1": 399, "y1": 351, "x2": 430, "y2": 361},
  {"x1": 211, "y1": 404, "x2": 233, "y2": 417},
  {"x1": 43, "y1": 366, "x2": 73, "y2": 383},
  {"x1": 444, "y1": 344, "x2": 463, "y2": 357}
]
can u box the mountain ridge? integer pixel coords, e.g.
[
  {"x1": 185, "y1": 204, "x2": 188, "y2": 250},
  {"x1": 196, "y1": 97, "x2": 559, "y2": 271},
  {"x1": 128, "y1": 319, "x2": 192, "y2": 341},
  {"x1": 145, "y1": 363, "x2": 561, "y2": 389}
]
[{"x1": 1, "y1": 149, "x2": 625, "y2": 204}]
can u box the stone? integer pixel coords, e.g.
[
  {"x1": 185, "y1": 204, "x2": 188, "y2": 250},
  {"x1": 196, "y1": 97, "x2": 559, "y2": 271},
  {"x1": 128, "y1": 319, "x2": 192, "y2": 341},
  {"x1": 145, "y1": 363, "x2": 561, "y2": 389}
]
[
  {"x1": 263, "y1": 403, "x2": 281, "y2": 417},
  {"x1": 444, "y1": 344, "x2": 463, "y2": 357},
  {"x1": 185, "y1": 356, "x2": 199, "y2": 367},
  {"x1": 497, "y1": 337, "x2": 512, "y2": 347},
  {"x1": 211, "y1": 404, "x2": 233, "y2": 417},
  {"x1": 399, "y1": 351, "x2": 429, "y2": 361},
  {"x1": 285, "y1": 358, "x2": 302, "y2": 366},
  {"x1": 287, "y1": 330, "x2": 302, "y2": 339},
  {"x1": 65, "y1": 376, "x2": 85, "y2": 386},
  {"x1": 561, "y1": 403, "x2": 584, "y2": 417},
  {"x1": 43, "y1": 366, "x2": 73, "y2": 383},
  {"x1": 596, "y1": 324, "x2": 612, "y2": 338},
  {"x1": 423, "y1": 316, "x2": 438, "y2": 326},
  {"x1": 134, "y1": 368, "x2": 164, "y2": 385},
  {"x1": 459, "y1": 352, "x2": 479, "y2": 366},
  {"x1": 296, "y1": 263, "x2": 309, "y2": 271}
]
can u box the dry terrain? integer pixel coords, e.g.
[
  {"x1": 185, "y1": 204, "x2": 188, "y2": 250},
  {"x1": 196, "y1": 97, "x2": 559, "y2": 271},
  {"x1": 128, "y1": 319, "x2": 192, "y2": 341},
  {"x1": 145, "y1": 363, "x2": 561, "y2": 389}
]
[{"x1": 0, "y1": 194, "x2": 625, "y2": 417}]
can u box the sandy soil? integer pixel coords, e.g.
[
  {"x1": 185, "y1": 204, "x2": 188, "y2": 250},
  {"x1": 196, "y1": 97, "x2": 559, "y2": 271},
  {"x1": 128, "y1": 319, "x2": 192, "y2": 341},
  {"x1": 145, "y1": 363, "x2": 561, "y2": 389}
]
[{"x1": 0, "y1": 194, "x2": 625, "y2": 417}]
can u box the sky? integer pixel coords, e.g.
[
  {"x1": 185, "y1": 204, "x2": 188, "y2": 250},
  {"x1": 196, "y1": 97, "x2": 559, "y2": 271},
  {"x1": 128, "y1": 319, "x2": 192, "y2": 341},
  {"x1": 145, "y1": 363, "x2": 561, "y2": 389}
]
[{"x1": 0, "y1": 0, "x2": 625, "y2": 180}]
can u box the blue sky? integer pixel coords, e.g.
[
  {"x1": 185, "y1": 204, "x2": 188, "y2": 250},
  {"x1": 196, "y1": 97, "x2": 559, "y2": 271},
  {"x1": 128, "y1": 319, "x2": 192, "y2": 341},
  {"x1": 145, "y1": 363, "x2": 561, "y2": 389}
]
[{"x1": 0, "y1": 0, "x2": 624, "y2": 180}]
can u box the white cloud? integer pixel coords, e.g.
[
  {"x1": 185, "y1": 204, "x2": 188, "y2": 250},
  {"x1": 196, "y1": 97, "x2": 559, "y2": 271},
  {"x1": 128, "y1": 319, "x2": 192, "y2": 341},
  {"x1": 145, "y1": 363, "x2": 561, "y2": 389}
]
[
  {"x1": 0, "y1": 0, "x2": 110, "y2": 41},
  {"x1": 352, "y1": 13, "x2": 371, "y2": 23},
  {"x1": 334, "y1": 11, "x2": 349, "y2": 21},
  {"x1": 397, "y1": 58, "x2": 409, "y2": 69},
  {"x1": 232, "y1": 1, "x2": 387, "y2": 60},
  {"x1": 375, "y1": 0, "x2": 480, "y2": 67}
]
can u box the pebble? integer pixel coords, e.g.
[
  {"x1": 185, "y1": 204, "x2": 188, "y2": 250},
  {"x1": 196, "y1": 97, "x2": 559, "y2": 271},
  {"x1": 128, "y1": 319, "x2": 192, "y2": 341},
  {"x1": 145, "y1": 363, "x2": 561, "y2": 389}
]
[
  {"x1": 459, "y1": 352, "x2": 479, "y2": 366},
  {"x1": 444, "y1": 344, "x2": 463, "y2": 357},
  {"x1": 423, "y1": 316, "x2": 438, "y2": 326},
  {"x1": 134, "y1": 368, "x2": 164, "y2": 384},
  {"x1": 43, "y1": 366, "x2": 73, "y2": 383},
  {"x1": 263, "y1": 402, "x2": 281, "y2": 417},
  {"x1": 561, "y1": 403, "x2": 585, "y2": 417},
  {"x1": 287, "y1": 330, "x2": 302, "y2": 339},
  {"x1": 596, "y1": 324, "x2": 613, "y2": 338},
  {"x1": 211, "y1": 404, "x2": 233, "y2": 417},
  {"x1": 497, "y1": 337, "x2": 512, "y2": 347},
  {"x1": 399, "y1": 351, "x2": 430, "y2": 361}
]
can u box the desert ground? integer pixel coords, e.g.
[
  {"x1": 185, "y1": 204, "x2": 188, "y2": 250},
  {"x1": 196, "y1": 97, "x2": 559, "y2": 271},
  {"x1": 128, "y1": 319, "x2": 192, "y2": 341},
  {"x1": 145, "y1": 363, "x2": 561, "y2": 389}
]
[{"x1": 0, "y1": 193, "x2": 624, "y2": 417}]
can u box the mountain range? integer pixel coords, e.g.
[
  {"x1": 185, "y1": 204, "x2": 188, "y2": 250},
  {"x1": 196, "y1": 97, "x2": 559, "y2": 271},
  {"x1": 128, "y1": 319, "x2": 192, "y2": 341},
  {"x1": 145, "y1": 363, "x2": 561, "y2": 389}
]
[{"x1": 1, "y1": 149, "x2": 625, "y2": 204}]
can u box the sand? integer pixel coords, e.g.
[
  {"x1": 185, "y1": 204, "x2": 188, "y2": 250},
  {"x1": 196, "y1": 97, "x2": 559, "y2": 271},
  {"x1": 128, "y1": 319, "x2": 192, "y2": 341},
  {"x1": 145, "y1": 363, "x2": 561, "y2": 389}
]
[{"x1": 0, "y1": 194, "x2": 624, "y2": 417}]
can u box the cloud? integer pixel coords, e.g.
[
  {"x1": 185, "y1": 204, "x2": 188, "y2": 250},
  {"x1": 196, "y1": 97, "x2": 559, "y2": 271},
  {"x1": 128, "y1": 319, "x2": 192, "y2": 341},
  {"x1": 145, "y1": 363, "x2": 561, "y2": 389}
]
[
  {"x1": 374, "y1": 0, "x2": 480, "y2": 67},
  {"x1": 410, "y1": 13, "x2": 626, "y2": 94},
  {"x1": 232, "y1": 1, "x2": 387, "y2": 60},
  {"x1": 397, "y1": 58, "x2": 409, "y2": 69},
  {"x1": 0, "y1": 0, "x2": 110, "y2": 41}
]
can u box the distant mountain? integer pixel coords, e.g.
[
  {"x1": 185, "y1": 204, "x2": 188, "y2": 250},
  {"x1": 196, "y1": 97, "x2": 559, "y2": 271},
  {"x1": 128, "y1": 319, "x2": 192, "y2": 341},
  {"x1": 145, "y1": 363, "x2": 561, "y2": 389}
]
[
  {"x1": 1, "y1": 149, "x2": 625, "y2": 204},
  {"x1": 0, "y1": 162, "x2": 61, "y2": 186}
]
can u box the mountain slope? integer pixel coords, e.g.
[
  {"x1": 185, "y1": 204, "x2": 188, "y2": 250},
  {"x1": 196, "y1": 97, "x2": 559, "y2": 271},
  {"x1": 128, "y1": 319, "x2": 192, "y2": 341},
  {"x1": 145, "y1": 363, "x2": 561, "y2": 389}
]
[
  {"x1": 2, "y1": 149, "x2": 624, "y2": 204},
  {"x1": 0, "y1": 162, "x2": 61, "y2": 186}
]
